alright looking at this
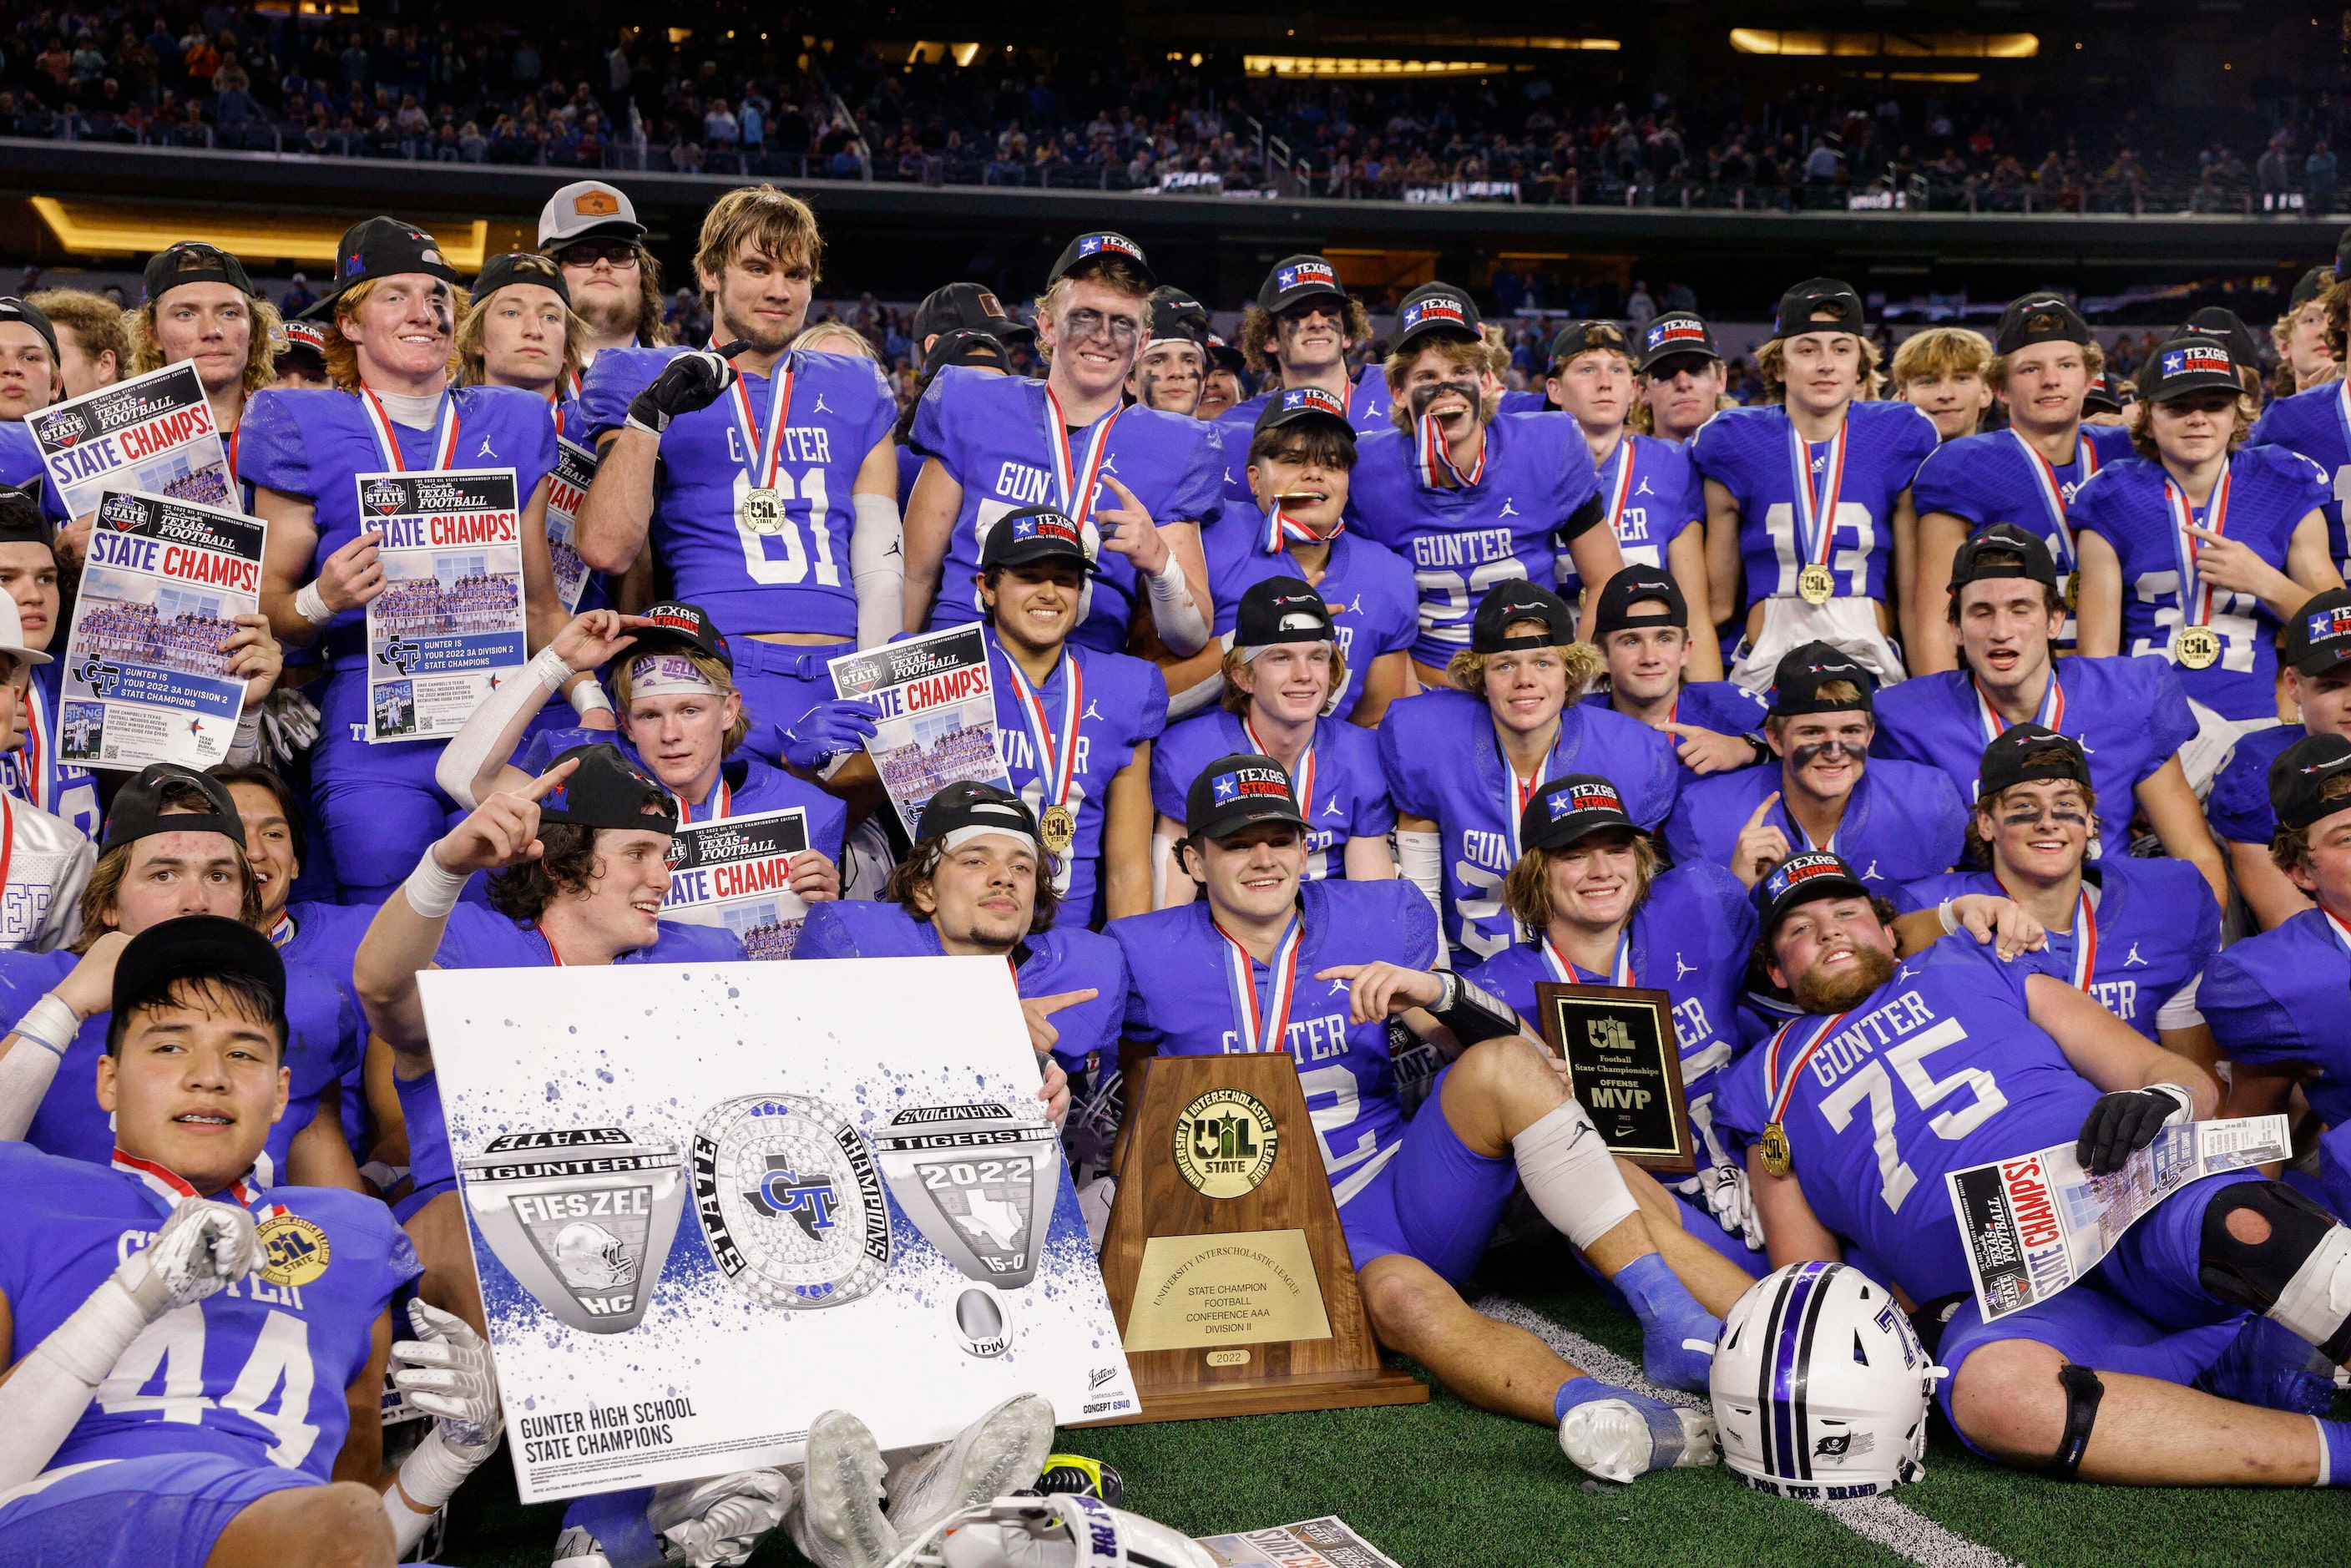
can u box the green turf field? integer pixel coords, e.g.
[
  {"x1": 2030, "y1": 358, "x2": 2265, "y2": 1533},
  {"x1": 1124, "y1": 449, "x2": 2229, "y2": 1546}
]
[{"x1": 439, "y1": 1246, "x2": 2347, "y2": 1568}]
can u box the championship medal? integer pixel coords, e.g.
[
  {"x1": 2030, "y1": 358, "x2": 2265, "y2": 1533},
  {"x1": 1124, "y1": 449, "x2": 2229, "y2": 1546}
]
[
  {"x1": 459, "y1": 1125, "x2": 686, "y2": 1334},
  {"x1": 739, "y1": 486, "x2": 786, "y2": 535},
  {"x1": 1787, "y1": 419, "x2": 1848, "y2": 607},
  {"x1": 2163, "y1": 467, "x2": 2232, "y2": 675},
  {"x1": 1758, "y1": 1121, "x2": 1792, "y2": 1177},
  {"x1": 1040, "y1": 802, "x2": 1077, "y2": 855},
  {"x1": 2172, "y1": 624, "x2": 2221, "y2": 670},
  {"x1": 2062, "y1": 572, "x2": 2080, "y2": 612},
  {"x1": 1797, "y1": 564, "x2": 1835, "y2": 605},
  {"x1": 727, "y1": 358, "x2": 795, "y2": 544}
]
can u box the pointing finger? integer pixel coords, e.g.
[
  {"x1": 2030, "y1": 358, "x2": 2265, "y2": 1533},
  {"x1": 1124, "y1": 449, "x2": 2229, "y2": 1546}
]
[
  {"x1": 1030, "y1": 988, "x2": 1099, "y2": 1015},
  {"x1": 518, "y1": 757, "x2": 580, "y2": 801},
  {"x1": 1742, "y1": 792, "x2": 1783, "y2": 832}
]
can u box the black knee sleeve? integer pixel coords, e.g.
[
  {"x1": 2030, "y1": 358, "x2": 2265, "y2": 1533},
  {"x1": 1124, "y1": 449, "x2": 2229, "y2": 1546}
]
[
  {"x1": 2048, "y1": 1363, "x2": 2103, "y2": 1479},
  {"x1": 2198, "y1": 1180, "x2": 2351, "y2": 1362}
]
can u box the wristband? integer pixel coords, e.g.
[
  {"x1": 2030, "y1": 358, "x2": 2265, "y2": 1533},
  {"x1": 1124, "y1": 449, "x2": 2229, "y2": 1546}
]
[
  {"x1": 1432, "y1": 972, "x2": 1522, "y2": 1046},
  {"x1": 624, "y1": 412, "x2": 663, "y2": 441},
  {"x1": 393, "y1": 1425, "x2": 490, "y2": 1515},
  {"x1": 528, "y1": 646, "x2": 574, "y2": 695},
  {"x1": 293, "y1": 580, "x2": 335, "y2": 627},
  {"x1": 2146, "y1": 1082, "x2": 2199, "y2": 1120},
  {"x1": 568, "y1": 681, "x2": 614, "y2": 719},
  {"x1": 1744, "y1": 734, "x2": 1772, "y2": 766},
  {"x1": 1143, "y1": 553, "x2": 1188, "y2": 602},
  {"x1": 231, "y1": 710, "x2": 262, "y2": 751},
  {"x1": 402, "y1": 848, "x2": 472, "y2": 921},
  {"x1": 1936, "y1": 898, "x2": 1960, "y2": 937},
  {"x1": 12, "y1": 993, "x2": 80, "y2": 1059}
]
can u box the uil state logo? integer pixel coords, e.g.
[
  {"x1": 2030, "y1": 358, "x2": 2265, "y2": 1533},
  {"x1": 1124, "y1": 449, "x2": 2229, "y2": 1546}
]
[
  {"x1": 693, "y1": 1094, "x2": 892, "y2": 1309},
  {"x1": 459, "y1": 1126, "x2": 686, "y2": 1334},
  {"x1": 1171, "y1": 1087, "x2": 1280, "y2": 1199},
  {"x1": 255, "y1": 1211, "x2": 331, "y2": 1287}
]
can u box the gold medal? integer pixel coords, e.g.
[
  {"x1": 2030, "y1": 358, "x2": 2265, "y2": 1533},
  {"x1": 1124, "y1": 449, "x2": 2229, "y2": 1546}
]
[
  {"x1": 2061, "y1": 572, "x2": 2079, "y2": 612},
  {"x1": 739, "y1": 487, "x2": 786, "y2": 535},
  {"x1": 255, "y1": 1212, "x2": 332, "y2": 1287},
  {"x1": 1039, "y1": 802, "x2": 1077, "y2": 856},
  {"x1": 1797, "y1": 564, "x2": 1835, "y2": 605},
  {"x1": 1759, "y1": 1121, "x2": 1792, "y2": 1178},
  {"x1": 2172, "y1": 624, "x2": 2221, "y2": 670}
]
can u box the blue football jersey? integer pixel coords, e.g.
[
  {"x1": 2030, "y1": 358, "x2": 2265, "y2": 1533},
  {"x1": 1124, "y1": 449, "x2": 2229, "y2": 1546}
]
[
  {"x1": 577, "y1": 346, "x2": 895, "y2": 639},
  {"x1": 1378, "y1": 689, "x2": 1679, "y2": 964},
  {"x1": 2206, "y1": 721, "x2": 2305, "y2": 847},
  {"x1": 0, "y1": 1145, "x2": 418, "y2": 1475},
  {"x1": 2202, "y1": 909, "x2": 2351, "y2": 1132},
  {"x1": 0, "y1": 419, "x2": 70, "y2": 518},
  {"x1": 1346, "y1": 411, "x2": 1601, "y2": 665},
  {"x1": 1201, "y1": 520, "x2": 1418, "y2": 717},
  {"x1": 1664, "y1": 756, "x2": 1965, "y2": 892},
  {"x1": 1910, "y1": 423, "x2": 2136, "y2": 646},
  {"x1": 1150, "y1": 710, "x2": 1393, "y2": 882},
  {"x1": 2067, "y1": 447, "x2": 2331, "y2": 721},
  {"x1": 1711, "y1": 935, "x2": 2101, "y2": 1305},
  {"x1": 2247, "y1": 380, "x2": 2351, "y2": 576},
  {"x1": 987, "y1": 633, "x2": 1167, "y2": 928},
  {"x1": 2, "y1": 660, "x2": 99, "y2": 839},
  {"x1": 1870, "y1": 656, "x2": 2196, "y2": 848},
  {"x1": 909, "y1": 368, "x2": 1226, "y2": 654},
  {"x1": 1555, "y1": 434, "x2": 1704, "y2": 596},
  {"x1": 792, "y1": 898, "x2": 1128, "y2": 1073},
  {"x1": 1215, "y1": 369, "x2": 1393, "y2": 443},
  {"x1": 1894, "y1": 857, "x2": 2218, "y2": 1042},
  {"x1": 1580, "y1": 681, "x2": 1769, "y2": 780},
  {"x1": 274, "y1": 900, "x2": 377, "y2": 1159},
  {"x1": 518, "y1": 726, "x2": 847, "y2": 857},
  {"x1": 6, "y1": 950, "x2": 357, "y2": 1186},
  {"x1": 1465, "y1": 861, "x2": 1755, "y2": 1172},
  {"x1": 1690, "y1": 400, "x2": 1939, "y2": 614},
  {"x1": 1112, "y1": 878, "x2": 1438, "y2": 1204}
]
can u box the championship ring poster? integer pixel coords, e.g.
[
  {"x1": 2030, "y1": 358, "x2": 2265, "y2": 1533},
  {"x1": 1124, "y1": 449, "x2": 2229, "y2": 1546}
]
[
  {"x1": 418, "y1": 957, "x2": 1140, "y2": 1503},
  {"x1": 29, "y1": 361, "x2": 235, "y2": 518},
  {"x1": 59, "y1": 489, "x2": 262, "y2": 770},
  {"x1": 829, "y1": 625, "x2": 1013, "y2": 837},
  {"x1": 355, "y1": 467, "x2": 526, "y2": 743}
]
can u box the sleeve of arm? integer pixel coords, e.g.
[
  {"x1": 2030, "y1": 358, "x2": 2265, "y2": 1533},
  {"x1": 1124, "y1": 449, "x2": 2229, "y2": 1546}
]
[
  {"x1": 1397, "y1": 879, "x2": 1441, "y2": 969},
  {"x1": 1924, "y1": 771, "x2": 1969, "y2": 873},
  {"x1": 576, "y1": 351, "x2": 661, "y2": 443},
  {"x1": 37, "y1": 842, "x2": 93, "y2": 953},
  {"x1": 2156, "y1": 873, "x2": 2226, "y2": 1033},
  {"x1": 789, "y1": 903, "x2": 857, "y2": 960},
  {"x1": 1147, "y1": 731, "x2": 1185, "y2": 821},
  {"x1": 2196, "y1": 950, "x2": 2301, "y2": 1065},
  {"x1": 1909, "y1": 443, "x2": 1986, "y2": 528},
  {"x1": 236, "y1": 390, "x2": 311, "y2": 498},
  {"x1": 907, "y1": 368, "x2": 959, "y2": 463}
]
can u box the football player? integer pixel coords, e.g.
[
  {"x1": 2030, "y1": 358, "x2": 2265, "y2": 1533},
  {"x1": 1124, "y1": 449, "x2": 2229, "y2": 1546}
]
[
  {"x1": 2247, "y1": 250, "x2": 2351, "y2": 582},
  {"x1": 0, "y1": 585, "x2": 88, "y2": 950},
  {"x1": 2267, "y1": 264, "x2": 2337, "y2": 395},
  {"x1": 0, "y1": 485, "x2": 95, "y2": 839},
  {"x1": 1380, "y1": 582, "x2": 1677, "y2": 965},
  {"x1": 1693, "y1": 280, "x2": 1939, "y2": 688},
  {"x1": 0, "y1": 916, "x2": 500, "y2": 1565},
  {"x1": 537, "y1": 180, "x2": 670, "y2": 366},
  {"x1": 2208, "y1": 586, "x2": 2351, "y2": 927},
  {"x1": 457, "y1": 251, "x2": 585, "y2": 435},
  {"x1": 1216, "y1": 255, "x2": 1389, "y2": 436},
  {"x1": 1129, "y1": 286, "x2": 1209, "y2": 417},
  {"x1": 1664, "y1": 642, "x2": 1964, "y2": 892},
  {"x1": 1873, "y1": 526, "x2": 2224, "y2": 903},
  {"x1": 1348, "y1": 284, "x2": 1620, "y2": 682},
  {"x1": 1115, "y1": 752, "x2": 1751, "y2": 1482},
  {"x1": 1629, "y1": 311, "x2": 1729, "y2": 445},
  {"x1": 125, "y1": 242, "x2": 281, "y2": 513},
  {"x1": 1888, "y1": 326, "x2": 1994, "y2": 442},
  {"x1": 1584, "y1": 564, "x2": 1769, "y2": 781},
  {"x1": 1721, "y1": 852, "x2": 2351, "y2": 1489}
]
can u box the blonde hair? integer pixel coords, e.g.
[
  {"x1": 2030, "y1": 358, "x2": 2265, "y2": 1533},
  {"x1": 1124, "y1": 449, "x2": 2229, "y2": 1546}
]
[
  {"x1": 695, "y1": 185, "x2": 824, "y2": 301},
  {"x1": 27, "y1": 288, "x2": 126, "y2": 373},
  {"x1": 1443, "y1": 635, "x2": 1604, "y2": 701},
  {"x1": 1754, "y1": 332, "x2": 1883, "y2": 402},
  {"x1": 792, "y1": 321, "x2": 882, "y2": 362},
  {"x1": 607, "y1": 646, "x2": 751, "y2": 756},
  {"x1": 1029, "y1": 256, "x2": 1155, "y2": 326},
  {"x1": 127, "y1": 290, "x2": 283, "y2": 397},
  {"x1": 1383, "y1": 335, "x2": 1510, "y2": 432},
  {"x1": 1218, "y1": 640, "x2": 1348, "y2": 716},
  {"x1": 1890, "y1": 326, "x2": 1992, "y2": 387},
  {"x1": 321, "y1": 277, "x2": 471, "y2": 392},
  {"x1": 454, "y1": 281, "x2": 587, "y2": 390},
  {"x1": 1986, "y1": 336, "x2": 2106, "y2": 394},
  {"x1": 1501, "y1": 833, "x2": 1660, "y2": 931}
]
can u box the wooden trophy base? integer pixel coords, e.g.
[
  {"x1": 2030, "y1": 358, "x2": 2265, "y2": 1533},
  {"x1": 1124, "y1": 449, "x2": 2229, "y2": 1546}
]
[{"x1": 1077, "y1": 1363, "x2": 1428, "y2": 1426}]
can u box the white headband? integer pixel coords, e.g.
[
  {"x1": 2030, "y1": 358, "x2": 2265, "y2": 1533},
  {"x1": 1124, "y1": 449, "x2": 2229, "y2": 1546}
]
[
  {"x1": 626, "y1": 654, "x2": 719, "y2": 697},
  {"x1": 941, "y1": 824, "x2": 1039, "y2": 855}
]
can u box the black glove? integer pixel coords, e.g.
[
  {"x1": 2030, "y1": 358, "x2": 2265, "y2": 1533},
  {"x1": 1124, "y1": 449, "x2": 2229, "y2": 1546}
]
[
  {"x1": 625, "y1": 341, "x2": 747, "y2": 436},
  {"x1": 2074, "y1": 1084, "x2": 2195, "y2": 1175}
]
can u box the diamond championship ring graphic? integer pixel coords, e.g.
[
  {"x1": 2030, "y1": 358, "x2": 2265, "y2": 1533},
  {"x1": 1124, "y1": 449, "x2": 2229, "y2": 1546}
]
[
  {"x1": 874, "y1": 1102, "x2": 1062, "y2": 1291},
  {"x1": 693, "y1": 1094, "x2": 892, "y2": 1309},
  {"x1": 459, "y1": 1127, "x2": 685, "y2": 1334}
]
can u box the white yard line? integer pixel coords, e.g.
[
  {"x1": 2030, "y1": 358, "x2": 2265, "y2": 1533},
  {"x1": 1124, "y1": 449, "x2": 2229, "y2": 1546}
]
[{"x1": 1474, "y1": 1295, "x2": 2020, "y2": 1568}]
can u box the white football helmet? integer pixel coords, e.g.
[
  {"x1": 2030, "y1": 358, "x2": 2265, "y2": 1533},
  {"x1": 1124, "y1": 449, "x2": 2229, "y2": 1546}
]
[{"x1": 1710, "y1": 1261, "x2": 1942, "y2": 1500}]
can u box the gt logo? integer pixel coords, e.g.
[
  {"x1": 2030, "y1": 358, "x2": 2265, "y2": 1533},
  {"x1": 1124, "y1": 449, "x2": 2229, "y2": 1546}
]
[
  {"x1": 76, "y1": 657, "x2": 123, "y2": 697},
  {"x1": 377, "y1": 635, "x2": 422, "y2": 675}
]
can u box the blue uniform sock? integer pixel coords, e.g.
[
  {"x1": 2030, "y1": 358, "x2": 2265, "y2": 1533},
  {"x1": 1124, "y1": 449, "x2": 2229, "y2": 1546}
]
[
  {"x1": 2321, "y1": 1419, "x2": 2351, "y2": 1487},
  {"x1": 1612, "y1": 1252, "x2": 1723, "y2": 1395},
  {"x1": 1555, "y1": 1374, "x2": 1607, "y2": 1422},
  {"x1": 560, "y1": 1486, "x2": 661, "y2": 1567}
]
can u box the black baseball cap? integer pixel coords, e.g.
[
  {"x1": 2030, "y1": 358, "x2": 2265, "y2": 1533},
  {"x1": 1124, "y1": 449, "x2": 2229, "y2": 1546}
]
[
  {"x1": 980, "y1": 505, "x2": 1099, "y2": 575},
  {"x1": 2081, "y1": 368, "x2": 2123, "y2": 416},
  {"x1": 2143, "y1": 333, "x2": 2242, "y2": 401},
  {"x1": 1977, "y1": 722, "x2": 2091, "y2": 802},
  {"x1": 0, "y1": 297, "x2": 58, "y2": 362},
  {"x1": 0, "y1": 480, "x2": 48, "y2": 548},
  {"x1": 1045, "y1": 232, "x2": 1153, "y2": 289},
  {"x1": 309, "y1": 216, "x2": 461, "y2": 317},
  {"x1": 1471, "y1": 580, "x2": 1573, "y2": 653},
  {"x1": 1146, "y1": 285, "x2": 1211, "y2": 350},
  {"x1": 913, "y1": 281, "x2": 1030, "y2": 345},
  {"x1": 2285, "y1": 588, "x2": 2351, "y2": 677},
  {"x1": 1768, "y1": 642, "x2": 1876, "y2": 717},
  {"x1": 2270, "y1": 731, "x2": 2351, "y2": 831},
  {"x1": 1949, "y1": 523, "x2": 2060, "y2": 593},
  {"x1": 472, "y1": 250, "x2": 569, "y2": 308},
  {"x1": 536, "y1": 743, "x2": 678, "y2": 833},
  {"x1": 1258, "y1": 255, "x2": 1348, "y2": 314},
  {"x1": 617, "y1": 601, "x2": 731, "y2": 672},
  {"x1": 1772, "y1": 279, "x2": 1866, "y2": 339},
  {"x1": 276, "y1": 319, "x2": 327, "y2": 368},
  {"x1": 1233, "y1": 578, "x2": 1335, "y2": 648},
  {"x1": 1994, "y1": 293, "x2": 2091, "y2": 357},
  {"x1": 1756, "y1": 849, "x2": 1872, "y2": 931},
  {"x1": 143, "y1": 241, "x2": 259, "y2": 305},
  {"x1": 1393, "y1": 284, "x2": 1482, "y2": 352},
  {"x1": 923, "y1": 328, "x2": 1010, "y2": 378},
  {"x1": 1252, "y1": 384, "x2": 1353, "y2": 438},
  {"x1": 1519, "y1": 773, "x2": 1639, "y2": 855},
  {"x1": 1186, "y1": 752, "x2": 1307, "y2": 839},
  {"x1": 1635, "y1": 311, "x2": 1722, "y2": 372},
  {"x1": 111, "y1": 914, "x2": 286, "y2": 1034},
  {"x1": 2291, "y1": 264, "x2": 2333, "y2": 311},
  {"x1": 915, "y1": 780, "x2": 1041, "y2": 850},
  {"x1": 104, "y1": 763, "x2": 245, "y2": 851},
  {"x1": 2181, "y1": 306, "x2": 2261, "y2": 373},
  {"x1": 1548, "y1": 320, "x2": 1631, "y2": 369},
  {"x1": 1206, "y1": 332, "x2": 1246, "y2": 375},
  {"x1": 1592, "y1": 564, "x2": 1686, "y2": 637}
]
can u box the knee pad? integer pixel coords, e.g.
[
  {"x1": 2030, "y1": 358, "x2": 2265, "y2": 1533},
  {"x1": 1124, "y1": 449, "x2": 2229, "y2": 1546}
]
[
  {"x1": 2200, "y1": 1180, "x2": 2351, "y2": 1363},
  {"x1": 2047, "y1": 1363, "x2": 2102, "y2": 1479}
]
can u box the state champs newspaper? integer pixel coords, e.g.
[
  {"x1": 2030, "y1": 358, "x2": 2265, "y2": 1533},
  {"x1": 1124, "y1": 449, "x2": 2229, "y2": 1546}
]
[
  {"x1": 29, "y1": 361, "x2": 235, "y2": 518},
  {"x1": 1195, "y1": 1517, "x2": 1403, "y2": 1568},
  {"x1": 828, "y1": 624, "x2": 1012, "y2": 836},
  {"x1": 356, "y1": 468, "x2": 527, "y2": 743},
  {"x1": 59, "y1": 490, "x2": 261, "y2": 770},
  {"x1": 544, "y1": 437, "x2": 599, "y2": 615},
  {"x1": 660, "y1": 806, "x2": 810, "y2": 959},
  {"x1": 1947, "y1": 1115, "x2": 2291, "y2": 1323}
]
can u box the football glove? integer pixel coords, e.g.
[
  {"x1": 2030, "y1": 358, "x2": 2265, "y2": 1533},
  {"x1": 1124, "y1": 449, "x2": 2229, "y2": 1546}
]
[
  {"x1": 627, "y1": 342, "x2": 748, "y2": 437},
  {"x1": 2075, "y1": 1083, "x2": 2195, "y2": 1176}
]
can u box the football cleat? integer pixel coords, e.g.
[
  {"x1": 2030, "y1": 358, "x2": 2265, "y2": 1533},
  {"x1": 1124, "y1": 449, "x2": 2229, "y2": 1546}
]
[
  {"x1": 886, "y1": 1393, "x2": 1055, "y2": 1540},
  {"x1": 1027, "y1": 1453, "x2": 1125, "y2": 1508},
  {"x1": 924, "y1": 1495, "x2": 1217, "y2": 1568},
  {"x1": 791, "y1": 1409, "x2": 900, "y2": 1568},
  {"x1": 548, "y1": 1524, "x2": 610, "y2": 1568},
  {"x1": 649, "y1": 1469, "x2": 796, "y2": 1566},
  {"x1": 1558, "y1": 1388, "x2": 1718, "y2": 1485}
]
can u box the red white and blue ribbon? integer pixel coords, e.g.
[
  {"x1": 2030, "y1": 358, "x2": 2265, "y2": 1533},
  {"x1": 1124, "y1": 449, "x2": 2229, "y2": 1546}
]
[
  {"x1": 1600, "y1": 437, "x2": 1640, "y2": 539},
  {"x1": 1972, "y1": 668, "x2": 2064, "y2": 749},
  {"x1": 1778, "y1": 794, "x2": 1838, "y2": 856},
  {"x1": 1242, "y1": 714, "x2": 1316, "y2": 820},
  {"x1": 2162, "y1": 466, "x2": 2232, "y2": 632},
  {"x1": 726, "y1": 359, "x2": 794, "y2": 493},
  {"x1": 1413, "y1": 410, "x2": 1484, "y2": 490},
  {"x1": 356, "y1": 387, "x2": 459, "y2": 472},
  {"x1": 1261, "y1": 500, "x2": 1332, "y2": 554},
  {"x1": 1218, "y1": 912, "x2": 1303, "y2": 1055},
  {"x1": 1043, "y1": 387, "x2": 1120, "y2": 527},
  {"x1": 675, "y1": 777, "x2": 733, "y2": 824},
  {"x1": 2010, "y1": 427, "x2": 2096, "y2": 574},
  {"x1": 268, "y1": 910, "x2": 294, "y2": 948},
  {"x1": 114, "y1": 1148, "x2": 263, "y2": 1211},
  {"x1": 2065, "y1": 887, "x2": 2098, "y2": 991},
  {"x1": 1542, "y1": 929, "x2": 1635, "y2": 988},
  {"x1": 1763, "y1": 1009, "x2": 1854, "y2": 1131},
  {"x1": 997, "y1": 645, "x2": 1083, "y2": 817},
  {"x1": 2323, "y1": 906, "x2": 2351, "y2": 956},
  {"x1": 1786, "y1": 420, "x2": 1848, "y2": 590},
  {"x1": 10, "y1": 682, "x2": 45, "y2": 815}
]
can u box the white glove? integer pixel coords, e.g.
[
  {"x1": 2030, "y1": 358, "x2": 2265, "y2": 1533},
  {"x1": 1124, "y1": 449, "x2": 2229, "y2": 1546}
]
[
  {"x1": 649, "y1": 1469, "x2": 795, "y2": 1567},
  {"x1": 389, "y1": 1299, "x2": 501, "y2": 1450},
  {"x1": 258, "y1": 687, "x2": 322, "y2": 763},
  {"x1": 121, "y1": 1197, "x2": 261, "y2": 1318},
  {"x1": 1702, "y1": 1164, "x2": 1765, "y2": 1252}
]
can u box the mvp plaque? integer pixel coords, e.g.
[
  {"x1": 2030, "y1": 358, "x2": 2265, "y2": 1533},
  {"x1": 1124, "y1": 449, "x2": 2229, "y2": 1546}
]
[
  {"x1": 1082, "y1": 1052, "x2": 1428, "y2": 1424},
  {"x1": 1534, "y1": 983, "x2": 1696, "y2": 1176}
]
